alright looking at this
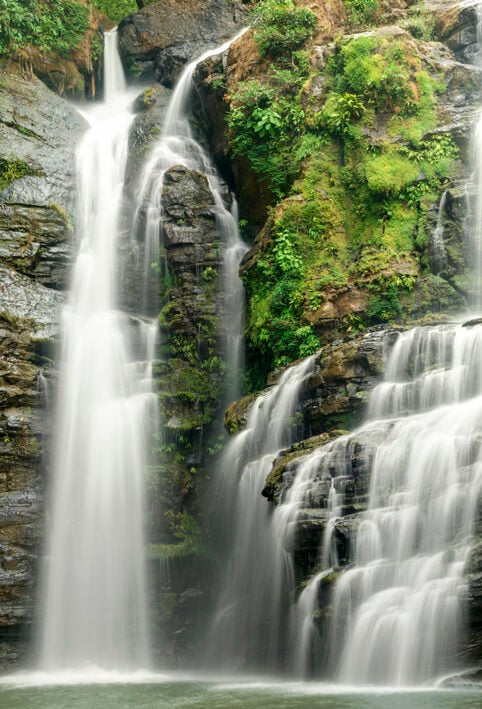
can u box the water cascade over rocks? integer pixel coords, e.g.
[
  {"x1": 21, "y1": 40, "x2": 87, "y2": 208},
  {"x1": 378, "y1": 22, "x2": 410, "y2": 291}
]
[
  {"x1": 271, "y1": 322, "x2": 482, "y2": 684},
  {"x1": 209, "y1": 356, "x2": 316, "y2": 669},
  {"x1": 38, "y1": 26, "x2": 250, "y2": 675},
  {"x1": 38, "y1": 30, "x2": 156, "y2": 672},
  {"x1": 135, "y1": 29, "x2": 248, "y2": 404}
]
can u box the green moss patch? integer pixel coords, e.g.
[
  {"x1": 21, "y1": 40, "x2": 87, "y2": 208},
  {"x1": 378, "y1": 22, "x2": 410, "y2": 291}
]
[{"x1": 0, "y1": 158, "x2": 43, "y2": 192}]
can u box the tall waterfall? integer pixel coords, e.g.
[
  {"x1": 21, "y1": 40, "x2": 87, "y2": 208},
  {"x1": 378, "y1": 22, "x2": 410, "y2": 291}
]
[{"x1": 38, "y1": 31, "x2": 155, "y2": 671}]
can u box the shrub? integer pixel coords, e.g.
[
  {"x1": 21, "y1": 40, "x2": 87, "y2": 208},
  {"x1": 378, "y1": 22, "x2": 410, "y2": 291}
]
[
  {"x1": 92, "y1": 0, "x2": 138, "y2": 24},
  {"x1": 252, "y1": 0, "x2": 318, "y2": 59},
  {"x1": 0, "y1": 0, "x2": 89, "y2": 57}
]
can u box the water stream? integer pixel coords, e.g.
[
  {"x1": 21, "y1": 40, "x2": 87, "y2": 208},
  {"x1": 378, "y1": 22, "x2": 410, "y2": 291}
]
[
  {"x1": 135, "y1": 29, "x2": 248, "y2": 404},
  {"x1": 38, "y1": 30, "x2": 156, "y2": 672},
  {"x1": 209, "y1": 356, "x2": 316, "y2": 669}
]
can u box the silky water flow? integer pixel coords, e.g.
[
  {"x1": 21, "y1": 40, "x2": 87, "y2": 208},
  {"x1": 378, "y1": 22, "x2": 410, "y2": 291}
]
[
  {"x1": 38, "y1": 27, "x2": 249, "y2": 675},
  {"x1": 38, "y1": 30, "x2": 156, "y2": 672},
  {"x1": 209, "y1": 26, "x2": 482, "y2": 688}
]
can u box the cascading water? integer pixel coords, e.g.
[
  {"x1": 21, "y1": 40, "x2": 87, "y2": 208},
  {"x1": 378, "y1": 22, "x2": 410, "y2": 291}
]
[
  {"x1": 431, "y1": 191, "x2": 448, "y2": 275},
  {"x1": 265, "y1": 323, "x2": 482, "y2": 685},
  {"x1": 38, "y1": 30, "x2": 156, "y2": 671},
  {"x1": 208, "y1": 356, "x2": 315, "y2": 669},
  {"x1": 135, "y1": 29, "x2": 248, "y2": 403},
  {"x1": 330, "y1": 325, "x2": 482, "y2": 685}
]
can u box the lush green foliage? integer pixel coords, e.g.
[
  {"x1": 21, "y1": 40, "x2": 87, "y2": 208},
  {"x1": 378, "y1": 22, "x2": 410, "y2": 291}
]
[
  {"x1": 251, "y1": 0, "x2": 317, "y2": 59},
  {"x1": 239, "y1": 30, "x2": 458, "y2": 380},
  {"x1": 92, "y1": 0, "x2": 137, "y2": 23},
  {"x1": 344, "y1": 0, "x2": 379, "y2": 26},
  {"x1": 227, "y1": 68, "x2": 307, "y2": 198},
  {"x1": 0, "y1": 0, "x2": 89, "y2": 57}
]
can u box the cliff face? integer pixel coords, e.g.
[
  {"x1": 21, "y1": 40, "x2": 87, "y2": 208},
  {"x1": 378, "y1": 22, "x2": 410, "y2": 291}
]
[
  {"x1": 191, "y1": 0, "x2": 480, "y2": 384},
  {"x1": 118, "y1": 0, "x2": 248, "y2": 85},
  {"x1": 0, "y1": 0, "x2": 480, "y2": 675},
  {"x1": 0, "y1": 68, "x2": 86, "y2": 668}
]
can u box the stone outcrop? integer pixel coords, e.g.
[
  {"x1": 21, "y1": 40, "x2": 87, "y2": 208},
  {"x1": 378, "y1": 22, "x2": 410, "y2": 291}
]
[
  {"x1": 0, "y1": 68, "x2": 86, "y2": 668},
  {"x1": 225, "y1": 326, "x2": 388, "y2": 446},
  {"x1": 190, "y1": 0, "x2": 480, "y2": 347},
  {"x1": 125, "y1": 84, "x2": 172, "y2": 196},
  {"x1": 118, "y1": 0, "x2": 247, "y2": 86},
  {"x1": 141, "y1": 164, "x2": 226, "y2": 665}
]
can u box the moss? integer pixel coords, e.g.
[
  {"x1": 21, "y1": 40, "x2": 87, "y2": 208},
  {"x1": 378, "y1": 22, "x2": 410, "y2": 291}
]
[
  {"x1": 46, "y1": 202, "x2": 72, "y2": 229},
  {"x1": 364, "y1": 152, "x2": 420, "y2": 195},
  {"x1": 146, "y1": 542, "x2": 206, "y2": 561},
  {"x1": 0, "y1": 158, "x2": 43, "y2": 192}
]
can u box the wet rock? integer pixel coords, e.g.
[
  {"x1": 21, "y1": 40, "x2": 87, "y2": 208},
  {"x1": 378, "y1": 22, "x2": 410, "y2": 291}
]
[
  {"x1": 126, "y1": 83, "x2": 172, "y2": 196},
  {"x1": 464, "y1": 539, "x2": 482, "y2": 667},
  {"x1": 0, "y1": 67, "x2": 83, "y2": 668},
  {"x1": 146, "y1": 164, "x2": 224, "y2": 537},
  {"x1": 0, "y1": 267, "x2": 62, "y2": 342},
  {"x1": 118, "y1": 0, "x2": 247, "y2": 86},
  {"x1": 0, "y1": 71, "x2": 87, "y2": 210},
  {"x1": 433, "y1": 0, "x2": 480, "y2": 63}
]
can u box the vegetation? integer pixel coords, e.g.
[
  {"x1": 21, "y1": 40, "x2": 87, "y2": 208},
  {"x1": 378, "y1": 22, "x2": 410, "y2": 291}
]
[
  {"x1": 92, "y1": 0, "x2": 137, "y2": 23},
  {"x1": 231, "y1": 27, "x2": 458, "y2": 382},
  {"x1": 344, "y1": 0, "x2": 379, "y2": 26},
  {"x1": 251, "y1": 0, "x2": 317, "y2": 59},
  {"x1": 0, "y1": 0, "x2": 89, "y2": 57},
  {"x1": 0, "y1": 158, "x2": 43, "y2": 192},
  {"x1": 227, "y1": 62, "x2": 308, "y2": 199}
]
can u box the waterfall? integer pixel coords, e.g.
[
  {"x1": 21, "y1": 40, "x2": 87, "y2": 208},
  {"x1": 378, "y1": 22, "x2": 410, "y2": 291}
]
[
  {"x1": 38, "y1": 30, "x2": 156, "y2": 671},
  {"x1": 208, "y1": 356, "x2": 315, "y2": 669},
  {"x1": 331, "y1": 325, "x2": 482, "y2": 685},
  {"x1": 278, "y1": 323, "x2": 482, "y2": 685},
  {"x1": 136, "y1": 28, "x2": 248, "y2": 403},
  {"x1": 431, "y1": 191, "x2": 448, "y2": 275}
]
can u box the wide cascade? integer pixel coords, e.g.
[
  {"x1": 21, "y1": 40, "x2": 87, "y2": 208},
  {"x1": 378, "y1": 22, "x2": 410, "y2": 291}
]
[
  {"x1": 38, "y1": 31, "x2": 156, "y2": 671},
  {"x1": 209, "y1": 59, "x2": 482, "y2": 691}
]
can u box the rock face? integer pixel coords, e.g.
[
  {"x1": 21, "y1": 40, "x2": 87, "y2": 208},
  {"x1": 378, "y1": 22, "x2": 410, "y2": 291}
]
[
  {"x1": 141, "y1": 164, "x2": 226, "y2": 665},
  {"x1": 188, "y1": 0, "x2": 481, "y2": 390},
  {"x1": 0, "y1": 68, "x2": 86, "y2": 668},
  {"x1": 118, "y1": 0, "x2": 247, "y2": 86}
]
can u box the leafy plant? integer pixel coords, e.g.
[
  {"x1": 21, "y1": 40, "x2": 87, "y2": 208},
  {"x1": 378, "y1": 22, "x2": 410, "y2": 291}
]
[
  {"x1": 0, "y1": 0, "x2": 89, "y2": 57},
  {"x1": 92, "y1": 0, "x2": 137, "y2": 23},
  {"x1": 251, "y1": 0, "x2": 318, "y2": 60},
  {"x1": 319, "y1": 92, "x2": 365, "y2": 135},
  {"x1": 227, "y1": 78, "x2": 305, "y2": 197},
  {"x1": 344, "y1": 0, "x2": 379, "y2": 26}
]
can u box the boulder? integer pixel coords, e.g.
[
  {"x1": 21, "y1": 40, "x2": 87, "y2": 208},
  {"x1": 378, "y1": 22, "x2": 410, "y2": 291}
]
[{"x1": 118, "y1": 0, "x2": 247, "y2": 86}]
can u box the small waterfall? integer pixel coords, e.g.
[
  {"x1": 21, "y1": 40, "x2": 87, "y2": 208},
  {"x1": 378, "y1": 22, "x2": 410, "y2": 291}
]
[
  {"x1": 208, "y1": 356, "x2": 315, "y2": 669},
  {"x1": 431, "y1": 191, "x2": 448, "y2": 274},
  {"x1": 136, "y1": 28, "x2": 248, "y2": 401},
  {"x1": 38, "y1": 30, "x2": 156, "y2": 671},
  {"x1": 467, "y1": 3, "x2": 482, "y2": 305}
]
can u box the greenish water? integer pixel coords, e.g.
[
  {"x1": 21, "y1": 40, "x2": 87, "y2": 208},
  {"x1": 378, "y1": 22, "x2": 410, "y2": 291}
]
[{"x1": 0, "y1": 677, "x2": 480, "y2": 709}]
